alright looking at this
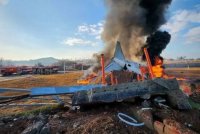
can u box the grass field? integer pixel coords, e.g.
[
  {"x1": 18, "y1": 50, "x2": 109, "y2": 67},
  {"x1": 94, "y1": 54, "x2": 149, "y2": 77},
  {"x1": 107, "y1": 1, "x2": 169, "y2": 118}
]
[
  {"x1": 0, "y1": 72, "x2": 83, "y2": 89},
  {"x1": 165, "y1": 67, "x2": 200, "y2": 79},
  {"x1": 0, "y1": 68, "x2": 199, "y2": 95},
  {"x1": 0, "y1": 72, "x2": 83, "y2": 116},
  {"x1": 0, "y1": 68, "x2": 199, "y2": 88}
]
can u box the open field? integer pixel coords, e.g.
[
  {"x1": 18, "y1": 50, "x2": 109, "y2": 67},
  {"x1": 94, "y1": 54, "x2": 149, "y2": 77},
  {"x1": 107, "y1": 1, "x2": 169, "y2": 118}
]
[
  {"x1": 0, "y1": 75, "x2": 33, "y2": 82},
  {"x1": 0, "y1": 72, "x2": 83, "y2": 89},
  {"x1": 164, "y1": 60, "x2": 200, "y2": 64},
  {"x1": 0, "y1": 72, "x2": 83, "y2": 117},
  {"x1": 0, "y1": 68, "x2": 199, "y2": 89},
  {"x1": 165, "y1": 67, "x2": 200, "y2": 80},
  {"x1": 0, "y1": 68, "x2": 199, "y2": 101}
]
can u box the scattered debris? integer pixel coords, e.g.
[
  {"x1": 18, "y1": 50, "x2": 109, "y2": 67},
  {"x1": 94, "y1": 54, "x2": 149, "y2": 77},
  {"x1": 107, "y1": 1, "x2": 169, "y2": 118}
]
[
  {"x1": 117, "y1": 113, "x2": 144, "y2": 127},
  {"x1": 21, "y1": 121, "x2": 45, "y2": 134},
  {"x1": 154, "y1": 119, "x2": 198, "y2": 134}
]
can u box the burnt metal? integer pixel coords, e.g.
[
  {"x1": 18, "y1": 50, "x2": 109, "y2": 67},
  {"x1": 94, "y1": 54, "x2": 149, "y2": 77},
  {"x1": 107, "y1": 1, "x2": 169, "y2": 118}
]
[
  {"x1": 31, "y1": 84, "x2": 103, "y2": 96},
  {"x1": 72, "y1": 78, "x2": 191, "y2": 110}
]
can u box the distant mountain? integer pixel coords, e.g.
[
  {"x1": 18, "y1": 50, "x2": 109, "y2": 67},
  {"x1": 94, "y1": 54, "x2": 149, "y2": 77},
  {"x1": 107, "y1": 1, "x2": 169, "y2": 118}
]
[{"x1": 9, "y1": 57, "x2": 59, "y2": 66}]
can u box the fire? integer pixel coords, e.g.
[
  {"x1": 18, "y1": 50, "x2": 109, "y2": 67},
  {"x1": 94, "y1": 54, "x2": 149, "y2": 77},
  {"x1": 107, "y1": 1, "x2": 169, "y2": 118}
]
[
  {"x1": 139, "y1": 56, "x2": 166, "y2": 80},
  {"x1": 77, "y1": 48, "x2": 187, "y2": 85},
  {"x1": 152, "y1": 56, "x2": 165, "y2": 78},
  {"x1": 151, "y1": 56, "x2": 186, "y2": 80},
  {"x1": 143, "y1": 48, "x2": 186, "y2": 81},
  {"x1": 77, "y1": 73, "x2": 97, "y2": 85}
]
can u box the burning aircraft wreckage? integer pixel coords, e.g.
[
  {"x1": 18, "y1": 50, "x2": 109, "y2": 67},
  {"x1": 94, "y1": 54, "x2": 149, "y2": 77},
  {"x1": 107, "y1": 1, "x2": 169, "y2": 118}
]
[{"x1": 29, "y1": 41, "x2": 191, "y2": 110}]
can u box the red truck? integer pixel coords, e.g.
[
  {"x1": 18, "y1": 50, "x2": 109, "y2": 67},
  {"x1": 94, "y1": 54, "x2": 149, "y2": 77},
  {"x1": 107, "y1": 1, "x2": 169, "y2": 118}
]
[
  {"x1": 0, "y1": 66, "x2": 59, "y2": 76},
  {"x1": 0, "y1": 67, "x2": 18, "y2": 76}
]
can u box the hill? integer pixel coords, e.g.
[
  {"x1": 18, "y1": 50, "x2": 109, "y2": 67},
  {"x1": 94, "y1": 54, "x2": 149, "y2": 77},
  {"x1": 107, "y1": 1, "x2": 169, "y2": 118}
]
[{"x1": 5, "y1": 57, "x2": 59, "y2": 66}]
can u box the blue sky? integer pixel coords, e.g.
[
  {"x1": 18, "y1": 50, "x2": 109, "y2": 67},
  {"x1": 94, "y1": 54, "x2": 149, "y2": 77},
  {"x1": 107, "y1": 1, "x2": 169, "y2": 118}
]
[
  {"x1": 161, "y1": 0, "x2": 200, "y2": 59},
  {"x1": 0, "y1": 0, "x2": 199, "y2": 60}
]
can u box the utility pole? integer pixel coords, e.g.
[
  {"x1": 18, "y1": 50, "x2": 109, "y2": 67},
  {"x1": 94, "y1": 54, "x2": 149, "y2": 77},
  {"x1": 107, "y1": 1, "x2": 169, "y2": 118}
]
[
  {"x1": 187, "y1": 60, "x2": 190, "y2": 70},
  {"x1": 64, "y1": 60, "x2": 66, "y2": 74},
  {"x1": 82, "y1": 64, "x2": 83, "y2": 71},
  {"x1": 185, "y1": 59, "x2": 189, "y2": 70}
]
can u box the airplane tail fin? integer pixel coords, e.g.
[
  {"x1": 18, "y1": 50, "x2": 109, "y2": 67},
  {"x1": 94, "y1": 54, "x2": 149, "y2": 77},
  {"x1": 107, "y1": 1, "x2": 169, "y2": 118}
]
[{"x1": 114, "y1": 41, "x2": 125, "y2": 61}]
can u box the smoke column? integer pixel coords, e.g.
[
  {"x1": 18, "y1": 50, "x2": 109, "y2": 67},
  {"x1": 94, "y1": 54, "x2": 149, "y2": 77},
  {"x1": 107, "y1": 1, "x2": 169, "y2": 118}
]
[
  {"x1": 101, "y1": 0, "x2": 172, "y2": 64},
  {"x1": 143, "y1": 31, "x2": 171, "y2": 65}
]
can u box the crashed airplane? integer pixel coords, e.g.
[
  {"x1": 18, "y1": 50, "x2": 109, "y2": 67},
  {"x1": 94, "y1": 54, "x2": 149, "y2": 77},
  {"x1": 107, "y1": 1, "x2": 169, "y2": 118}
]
[
  {"x1": 30, "y1": 41, "x2": 191, "y2": 110},
  {"x1": 105, "y1": 41, "x2": 141, "y2": 75}
]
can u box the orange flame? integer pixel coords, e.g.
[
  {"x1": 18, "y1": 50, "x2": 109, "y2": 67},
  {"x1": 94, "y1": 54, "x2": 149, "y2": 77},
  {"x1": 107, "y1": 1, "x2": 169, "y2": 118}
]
[
  {"x1": 77, "y1": 73, "x2": 97, "y2": 85},
  {"x1": 151, "y1": 56, "x2": 187, "y2": 81},
  {"x1": 152, "y1": 56, "x2": 165, "y2": 78}
]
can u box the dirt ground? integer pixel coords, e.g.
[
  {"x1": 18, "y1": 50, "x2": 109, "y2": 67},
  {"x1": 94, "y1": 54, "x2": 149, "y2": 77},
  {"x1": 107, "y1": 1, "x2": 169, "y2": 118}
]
[
  {"x1": 0, "y1": 102, "x2": 199, "y2": 134},
  {"x1": 0, "y1": 69, "x2": 200, "y2": 134}
]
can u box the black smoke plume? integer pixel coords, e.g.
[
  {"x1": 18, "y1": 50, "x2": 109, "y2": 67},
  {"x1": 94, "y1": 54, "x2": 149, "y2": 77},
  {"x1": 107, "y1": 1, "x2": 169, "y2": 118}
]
[
  {"x1": 90, "y1": 0, "x2": 172, "y2": 73},
  {"x1": 142, "y1": 31, "x2": 171, "y2": 65},
  {"x1": 101, "y1": 0, "x2": 172, "y2": 62},
  {"x1": 139, "y1": 0, "x2": 172, "y2": 34}
]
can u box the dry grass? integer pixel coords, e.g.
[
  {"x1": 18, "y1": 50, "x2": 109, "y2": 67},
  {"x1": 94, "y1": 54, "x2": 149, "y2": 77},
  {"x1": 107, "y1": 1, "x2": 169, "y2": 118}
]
[
  {"x1": 0, "y1": 92, "x2": 27, "y2": 96},
  {"x1": 77, "y1": 115, "x2": 114, "y2": 134},
  {"x1": 0, "y1": 72, "x2": 83, "y2": 89},
  {"x1": 0, "y1": 72, "x2": 83, "y2": 116},
  {"x1": 0, "y1": 95, "x2": 59, "y2": 117},
  {"x1": 166, "y1": 67, "x2": 200, "y2": 71},
  {"x1": 165, "y1": 67, "x2": 200, "y2": 79}
]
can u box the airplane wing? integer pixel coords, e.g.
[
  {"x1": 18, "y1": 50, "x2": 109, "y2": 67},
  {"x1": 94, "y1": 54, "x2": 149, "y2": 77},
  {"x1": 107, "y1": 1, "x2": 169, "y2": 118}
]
[
  {"x1": 126, "y1": 60, "x2": 141, "y2": 75},
  {"x1": 105, "y1": 60, "x2": 122, "y2": 72}
]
